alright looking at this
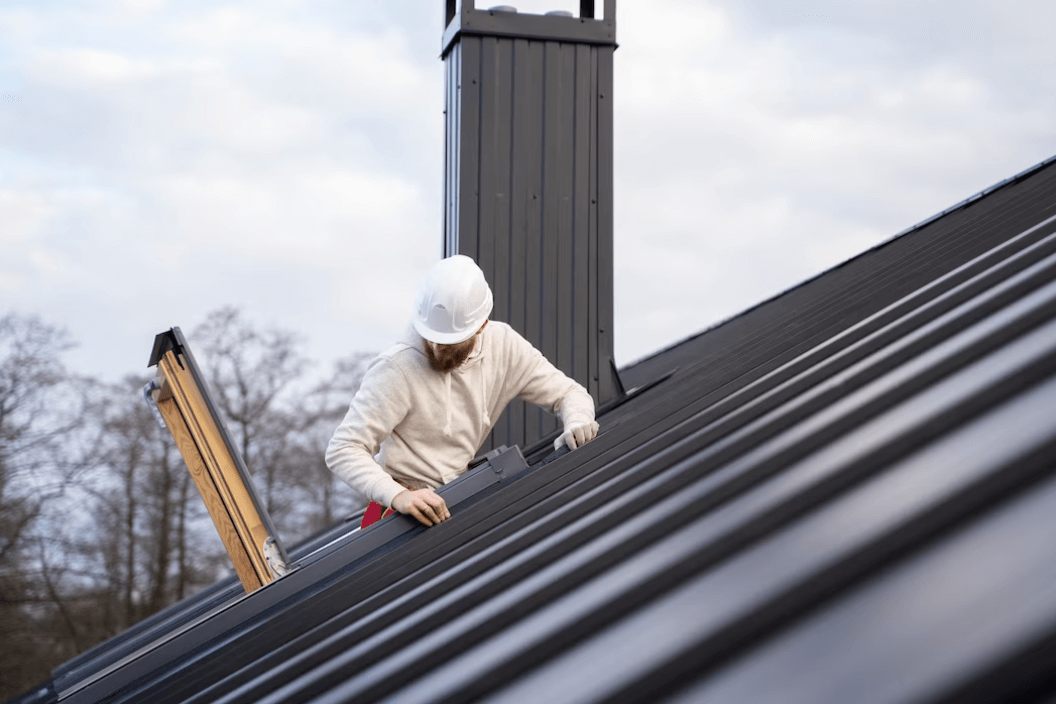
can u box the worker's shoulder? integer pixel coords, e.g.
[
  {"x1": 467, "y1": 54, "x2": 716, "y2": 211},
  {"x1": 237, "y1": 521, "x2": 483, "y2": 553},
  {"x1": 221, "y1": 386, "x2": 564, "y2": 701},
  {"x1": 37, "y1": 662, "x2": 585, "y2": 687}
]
[
  {"x1": 380, "y1": 337, "x2": 428, "y2": 367},
  {"x1": 486, "y1": 320, "x2": 533, "y2": 341},
  {"x1": 372, "y1": 340, "x2": 428, "y2": 375},
  {"x1": 483, "y1": 321, "x2": 540, "y2": 359},
  {"x1": 483, "y1": 320, "x2": 518, "y2": 348},
  {"x1": 379, "y1": 341, "x2": 419, "y2": 359},
  {"x1": 484, "y1": 320, "x2": 515, "y2": 337}
]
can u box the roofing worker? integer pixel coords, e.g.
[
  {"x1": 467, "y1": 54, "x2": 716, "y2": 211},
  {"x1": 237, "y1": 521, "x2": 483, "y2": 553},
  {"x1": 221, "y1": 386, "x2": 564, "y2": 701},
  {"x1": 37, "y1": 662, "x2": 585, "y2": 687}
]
[{"x1": 326, "y1": 255, "x2": 599, "y2": 528}]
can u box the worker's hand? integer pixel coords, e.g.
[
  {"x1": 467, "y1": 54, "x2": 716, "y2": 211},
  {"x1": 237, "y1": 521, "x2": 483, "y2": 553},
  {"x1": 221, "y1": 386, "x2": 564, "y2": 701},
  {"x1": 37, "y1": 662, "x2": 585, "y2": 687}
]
[
  {"x1": 554, "y1": 420, "x2": 599, "y2": 451},
  {"x1": 391, "y1": 489, "x2": 450, "y2": 527}
]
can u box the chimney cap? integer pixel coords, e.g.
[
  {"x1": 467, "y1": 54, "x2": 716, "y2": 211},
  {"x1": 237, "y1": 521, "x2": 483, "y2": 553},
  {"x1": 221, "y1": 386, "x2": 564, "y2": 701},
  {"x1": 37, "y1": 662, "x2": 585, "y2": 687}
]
[{"x1": 443, "y1": 0, "x2": 616, "y2": 56}]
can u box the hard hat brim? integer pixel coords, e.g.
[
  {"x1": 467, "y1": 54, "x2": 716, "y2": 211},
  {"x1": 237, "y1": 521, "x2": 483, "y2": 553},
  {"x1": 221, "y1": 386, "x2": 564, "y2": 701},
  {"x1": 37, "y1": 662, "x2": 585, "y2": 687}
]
[{"x1": 413, "y1": 317, "x2": 481, "y2": 345}]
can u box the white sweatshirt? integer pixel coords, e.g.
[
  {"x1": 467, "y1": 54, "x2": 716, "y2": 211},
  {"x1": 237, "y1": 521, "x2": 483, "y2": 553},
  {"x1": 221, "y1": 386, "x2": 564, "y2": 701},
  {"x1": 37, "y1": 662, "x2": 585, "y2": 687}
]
[{"x1": 326, "y1": 321, "x2": 596, "y2": 508}]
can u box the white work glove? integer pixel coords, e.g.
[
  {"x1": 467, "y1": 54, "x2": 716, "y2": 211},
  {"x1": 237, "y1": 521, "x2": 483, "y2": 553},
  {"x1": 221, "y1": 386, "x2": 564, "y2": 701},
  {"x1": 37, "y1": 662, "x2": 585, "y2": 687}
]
[
  {"x1": 554, "y1": 420, "x2": 599, "y2": 451},
  {"x1": 391, "y1": 488, "x2": 450, "y2": 527}
]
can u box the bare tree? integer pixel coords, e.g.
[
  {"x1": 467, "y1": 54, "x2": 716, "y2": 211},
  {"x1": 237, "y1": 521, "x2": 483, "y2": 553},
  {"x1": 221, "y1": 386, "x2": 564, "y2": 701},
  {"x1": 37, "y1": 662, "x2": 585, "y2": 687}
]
[
  {"x1": 74, "y1": 377, "x2": 226, "y2": 639},
  {"x1": 0, "y1": 314, "x2": 78, "y2": 560},
  {"x1": 190, "y1": 307, "x2": 308, "y2": 520},
  {"x1": 286, "y1": 352, "x2": 375, "y2": 532},
  {"x1": 0, "y1": 308, "x2": 375, "y2": 699},
  {"x1": 0, "y1": 313, "x2": 83, "y2": 700},
  {"x1": 188, "y1": 309, "x2": 375, "y2": 541}
]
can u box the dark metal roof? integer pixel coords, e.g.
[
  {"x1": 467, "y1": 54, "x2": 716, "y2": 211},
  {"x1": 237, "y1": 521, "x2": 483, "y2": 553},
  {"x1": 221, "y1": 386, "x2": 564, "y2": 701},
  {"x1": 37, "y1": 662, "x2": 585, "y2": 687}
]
[{"x1": 13, "y1": 155, "x2": 1056, "y2": 704}]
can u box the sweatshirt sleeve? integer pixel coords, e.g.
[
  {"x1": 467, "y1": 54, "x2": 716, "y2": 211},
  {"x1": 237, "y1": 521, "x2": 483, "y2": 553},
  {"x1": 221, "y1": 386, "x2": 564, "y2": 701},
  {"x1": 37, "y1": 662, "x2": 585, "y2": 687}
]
[
  {"x1": 325, "y1": 354, "x2": 413, "y2": 508},
  {"x1": 506, "y1": 327, "x2": 596, "y2": 427}
]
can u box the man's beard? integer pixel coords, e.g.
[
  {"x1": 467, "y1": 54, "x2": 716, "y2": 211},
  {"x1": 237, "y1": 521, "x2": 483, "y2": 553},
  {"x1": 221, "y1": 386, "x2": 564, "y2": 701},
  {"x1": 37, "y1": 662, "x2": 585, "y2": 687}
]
[{"x1": 424, "y1": 336, "x2": 477, "y2": 373}]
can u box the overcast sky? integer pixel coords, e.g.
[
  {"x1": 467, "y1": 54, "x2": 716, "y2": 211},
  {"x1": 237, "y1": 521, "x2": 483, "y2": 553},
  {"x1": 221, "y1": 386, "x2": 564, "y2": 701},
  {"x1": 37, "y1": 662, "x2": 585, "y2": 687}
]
[{"x1": 2, "y1": 0, "x2": 1054, "y2": 386}]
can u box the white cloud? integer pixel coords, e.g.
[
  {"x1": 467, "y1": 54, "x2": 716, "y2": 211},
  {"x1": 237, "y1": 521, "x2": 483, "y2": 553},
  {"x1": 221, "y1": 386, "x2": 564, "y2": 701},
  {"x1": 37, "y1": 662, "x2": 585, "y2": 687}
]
[
  {"x1": 0, "y1": 1, "x2": 446, "y2": 381},
  {"x1": 2, "y1": 0, "x2": 1055, "y2": 381},
  {"x1": 120, "y1": 0, "x2": 169, "y2": 13},
  {"x1": 611, "y1": 0, "x2": 1056, "y2": 364},
  {"x1": 38, "y1": 47, "x2": 162, "y2": 82}
]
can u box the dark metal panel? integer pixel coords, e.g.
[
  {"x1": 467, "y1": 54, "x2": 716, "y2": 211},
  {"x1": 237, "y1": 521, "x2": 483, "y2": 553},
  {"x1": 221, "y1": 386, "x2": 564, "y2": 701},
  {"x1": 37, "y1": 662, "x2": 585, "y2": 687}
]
[
  {"x1": 443, "y1": 47, "x2": 449, "y2": 254},
  {"x1": 586, "y1": 45, "x2": 600, "y2": 401},
  {"x1": 556, "y1": 42, "x2": 576, "y2": 382},
  {"x1": 540, "y1": 38, "x2": 560, "y2": 400},
  {"x1": 451, "y1": 43, "x2": 462, "y2": 257},
  {"x1": 539, "y1": 40, "x2": 563, "y2": 439},
  {"x1": 670, "y1": 456, "x2": 1056, "y2": 704},
  {"x1": 486, "y1": 36, "x2": 515, "y2": 451},
  {"x1": 6, "y1": 682, "x2": 56, "y2": 704},
  {"x1": 602, "y1": 234, "x2": 1056, "y2": 513},
  {"x1": 595, "y1": 45, "x2": 615, "y2": 403},
  {"x1": 488, "y1": 37, "x2": 514, "y2": 327},
  {"x1": 475, "y1": 35, "x2": 497, "y2": 451},
  {"x1": 457, "y1": 37, "x2": 481, "y2": 260},
  {"x1": 541, "y1": 224, "x2": 1056, "y2": 533},
  {"x1": 739, "y1": 203, "x2": 1056, "y2": 394},
  {"x1": 476, "y1": 37, "x2": 498, "y2": 287},
  {"x1": 49, "y1": 578, "x2": 242, "y2": 695},
  {"x1": 572, "y1": 44, "x2": 591, "y2": 383},
  {"x1": 506, "y1": 36, "x2": 533, "y2": 336},
  {"x1": 503, "y1": 36, "x2": 532, "y2": 449},
  {"x1": 522, "y1": 38, "x2": 546, "y2": 448},
  {"x1": 483, "y1": 384, "x2": 1056, "y2": 704}
]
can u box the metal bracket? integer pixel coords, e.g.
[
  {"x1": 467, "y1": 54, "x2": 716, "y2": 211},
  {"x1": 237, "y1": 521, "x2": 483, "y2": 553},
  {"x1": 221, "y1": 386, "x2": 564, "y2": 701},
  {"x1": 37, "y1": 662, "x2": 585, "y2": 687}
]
[
  {"x1": 141, "y1": 379, "x2": 167, "y2": 430},
  {"x1": 483, "y1": 444, "x2": 528, "y2": 479},
  {"x1": 263, "y1": 537, "x2": 290, "y2": 578}
]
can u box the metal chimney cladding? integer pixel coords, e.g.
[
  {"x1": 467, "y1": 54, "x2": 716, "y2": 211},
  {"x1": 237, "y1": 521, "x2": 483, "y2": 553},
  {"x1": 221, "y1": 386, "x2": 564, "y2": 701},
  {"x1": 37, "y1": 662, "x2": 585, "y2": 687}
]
[{"x1": 441, "y1": 0, "x2": 619, "y2": 453}]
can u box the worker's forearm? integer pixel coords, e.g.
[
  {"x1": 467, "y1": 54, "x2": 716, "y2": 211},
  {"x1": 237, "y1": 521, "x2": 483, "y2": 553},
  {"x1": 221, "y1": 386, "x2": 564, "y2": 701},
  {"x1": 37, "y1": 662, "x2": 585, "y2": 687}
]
[
  {"x1": 556, "y1": 383, "x2": 596, "y2": 426},
  {"x1": 325, "y1": 438, "x2": 407, "y2": 507}
]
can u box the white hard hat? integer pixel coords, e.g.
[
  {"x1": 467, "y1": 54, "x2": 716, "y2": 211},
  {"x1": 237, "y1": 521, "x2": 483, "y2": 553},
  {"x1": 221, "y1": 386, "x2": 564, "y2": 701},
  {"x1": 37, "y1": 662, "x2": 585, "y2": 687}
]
[{"x1": 413, "y1": 255, "x2": 494, "y2": 344}]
